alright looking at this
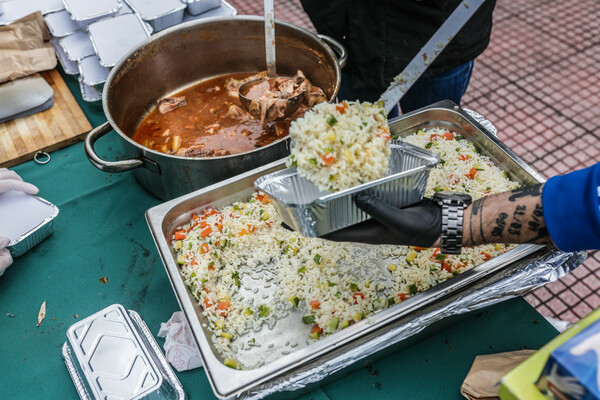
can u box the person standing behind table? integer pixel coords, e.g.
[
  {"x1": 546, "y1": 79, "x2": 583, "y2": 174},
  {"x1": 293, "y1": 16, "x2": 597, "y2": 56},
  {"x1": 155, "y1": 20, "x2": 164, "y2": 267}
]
[
  {"x1": 300, "y1": 0, "x2": 496, "y2": 116},
  {"x1": 0, "y1": 169, "x2": 39, "y2": 276}
]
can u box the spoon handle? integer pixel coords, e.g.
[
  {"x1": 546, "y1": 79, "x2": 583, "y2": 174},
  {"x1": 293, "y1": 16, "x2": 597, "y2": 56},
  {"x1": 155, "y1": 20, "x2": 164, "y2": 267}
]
[
  {"x1": 379, "y1": 0, "x2": 486, "y2": 114},
  {"x1": 264, "y1": 0, "x2": 276, "y2": 77}
]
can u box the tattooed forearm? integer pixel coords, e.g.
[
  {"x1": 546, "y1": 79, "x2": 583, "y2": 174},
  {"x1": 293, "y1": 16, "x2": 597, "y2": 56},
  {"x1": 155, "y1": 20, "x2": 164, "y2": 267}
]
[{"x1": 462, "y1": 183, "x2": 552, "y2": 247}]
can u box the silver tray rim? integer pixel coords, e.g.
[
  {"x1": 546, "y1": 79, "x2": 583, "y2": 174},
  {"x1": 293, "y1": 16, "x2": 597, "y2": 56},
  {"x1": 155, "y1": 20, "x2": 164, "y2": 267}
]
[{"x1": 145, "y1": 101, "x2": 548, "y2": 398}]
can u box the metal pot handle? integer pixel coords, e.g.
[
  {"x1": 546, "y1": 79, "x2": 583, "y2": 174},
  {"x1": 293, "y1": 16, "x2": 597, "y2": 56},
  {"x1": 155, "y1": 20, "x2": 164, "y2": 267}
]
[
  {"x1": 317, "y1": 34, "x2": 347, "y2": 69},
  {"x1": 84, "y1": 122, "x2": 144, "y2": 173}
]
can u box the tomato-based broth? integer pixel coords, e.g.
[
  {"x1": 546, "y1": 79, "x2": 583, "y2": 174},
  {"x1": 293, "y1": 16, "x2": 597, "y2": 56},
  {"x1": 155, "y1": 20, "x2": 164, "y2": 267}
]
[{"x1": 132, "y1": 72, "x2": 323, "y2": 157}]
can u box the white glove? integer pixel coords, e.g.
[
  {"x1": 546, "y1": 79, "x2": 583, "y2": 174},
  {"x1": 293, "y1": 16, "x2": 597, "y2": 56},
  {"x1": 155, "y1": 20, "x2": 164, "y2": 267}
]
[
  {"x1": 0, "y1": 169, "x2": 38, "y2": 276},
  {"x1": 0, "y1": 168, "x2": 38, "y2": 194},
  {"x1": 0, "y1": 237, "x2": 12, "y2": 276}
]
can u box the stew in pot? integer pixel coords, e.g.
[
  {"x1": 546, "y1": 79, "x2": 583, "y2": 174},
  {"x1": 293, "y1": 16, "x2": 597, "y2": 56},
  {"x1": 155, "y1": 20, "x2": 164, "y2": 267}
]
[{"x1": 132, "y1": 71, "x2": 326, "y2": 157}]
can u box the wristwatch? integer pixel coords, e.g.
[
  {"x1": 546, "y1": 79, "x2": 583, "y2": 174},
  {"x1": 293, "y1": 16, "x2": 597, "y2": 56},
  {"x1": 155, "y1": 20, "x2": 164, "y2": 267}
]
[{"x1": 433, "y1": 191, "x2": 472, "y2": 255}]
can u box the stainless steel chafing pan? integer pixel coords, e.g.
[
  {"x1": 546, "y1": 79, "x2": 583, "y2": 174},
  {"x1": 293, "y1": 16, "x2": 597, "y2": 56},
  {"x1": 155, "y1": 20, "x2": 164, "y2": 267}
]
[{"x1": 146, "y1": 101, "x2": 573, "y2": 399}]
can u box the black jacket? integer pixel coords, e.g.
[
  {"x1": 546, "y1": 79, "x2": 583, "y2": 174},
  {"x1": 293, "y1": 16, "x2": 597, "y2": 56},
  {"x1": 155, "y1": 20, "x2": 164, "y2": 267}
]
[{"x1": 301, "y1": 0, "x2": 496, "y2": 89}]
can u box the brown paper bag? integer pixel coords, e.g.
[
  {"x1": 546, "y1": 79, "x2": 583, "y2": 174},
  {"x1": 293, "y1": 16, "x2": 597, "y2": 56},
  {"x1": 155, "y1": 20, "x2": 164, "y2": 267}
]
[
  {"x1": 0, "y1": 12, "x2": 56, "y2": 83},
  {"x1": 460, "y1": 350, "x2": 536, "y2": 400}
]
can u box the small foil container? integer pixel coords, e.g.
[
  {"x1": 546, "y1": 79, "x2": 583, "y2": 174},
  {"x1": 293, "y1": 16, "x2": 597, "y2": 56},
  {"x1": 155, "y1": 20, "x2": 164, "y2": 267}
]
[
  {"x1": 62, "y1": 304, "x2": 184, "y2": 400},
  {"x1": 78, "y1": 55, "x2": 109, "y2": 88},
  {"x1": 255, "y1": 140, "x2": 439, "y2": 237},
  {"x1": 62, "y1": 0, "x2": 121, "y2": 24},
  {"x1": 0, "y1": 0, "x2": 64, "y2": 25},
  {"x1": 182, "y1": 0, "x2": 237, "y2": 22},
  {"x1": 0, "y1": 192, "x2": 59, "y2": 257},
  {"x1": 124, "y1": 0, "x2": 186, "y2": 32},
  {"x1": 78, "y1": 77, "x2": 102, "y2": 102},
  {"x1": 182, "y1": 0, "x2": 220, "y2": 16},
  {"x1": 87, "y1": 13, "x2": 152, "y2": 68},
  {"x1": 59, "y1": 32, "x2": 95, "y2": 61},
  {"x1": 44, "y1": 9, "x2": 83, "y2": 37},
  {"x1": 52, "y1": 37, "x2": 79, "y2": 75}
]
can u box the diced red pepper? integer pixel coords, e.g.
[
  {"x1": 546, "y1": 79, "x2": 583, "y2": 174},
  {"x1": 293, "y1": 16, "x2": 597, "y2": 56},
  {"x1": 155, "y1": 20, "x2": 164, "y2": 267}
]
[
  {"x1": 311, "y1": 324, "x2": 323, "y2": 335},
  {"x1": 353, "y1": 292, "x2": 365, "y2": 304},
  {"x1": 310, "y1": 300, "x2": 321, "y2": 309},
  {"x1": 397, "y1": 293, "x2": 409, "y2": 301},
  {"x1": 442, "y1": 262, "x2": 452, "y2": 272},
  {"x1": 481, "y1": 251, "x2": 491, "y2": 261},
  {"x1": 413, "y1": 247, "x2": 424, "y2": 252},
  {"x1": 432, "y1": 248, "x2": 441, "y2": 257},
  {"x1": 174, "y1": 230, "x2": 186, "y2": 240}
]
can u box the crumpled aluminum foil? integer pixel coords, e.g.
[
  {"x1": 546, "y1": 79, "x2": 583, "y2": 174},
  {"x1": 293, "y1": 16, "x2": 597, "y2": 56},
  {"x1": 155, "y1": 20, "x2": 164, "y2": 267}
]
[
  {"x1": 242, "y1": 250, "x2": 586, "y2": 400},
  {"x1": 232, "y1": 112, "x2": 588, "y2": 400}
]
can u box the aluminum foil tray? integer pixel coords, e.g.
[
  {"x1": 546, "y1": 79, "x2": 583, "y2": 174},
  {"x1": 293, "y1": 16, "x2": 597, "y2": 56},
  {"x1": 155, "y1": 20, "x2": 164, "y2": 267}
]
[
  {"x1": 125, "y1": 0, "x2": 186, "y2": 32},
  {"x1": 52, "y1": 37, "x2": 78, "y2": 75},
  {"x1": 87, "y1": 13, "x2": 152, "y2": 68},
  {"x1": 44, "y1": 10, "x2": 83, "y2": 37},
  {"x1": 0, "y1": 0, "x2": 64, "y2": 25},
  {"x1": 0, "y1": 191, "x2": 58, "y2": 257},
  {"x1": 182, "y1": 0, "x2": 236, "y2": 22},
  {"x1": 62, "y1": 0, "x2": 121, "y2": 24},
  {"x1": 143, "y1": 101, "x2": 580, "y2": 400},
  {"x1": 255, "y1": 141, "x2": 439, "y2": 237},
  {"x1": 182, "y1": 0, "x2": 220, "y2": 16},
  {"x1": 59, "y1": 32, "x2": 95, "y2": 61},
  {"x1": 78, "y1": 55, "x2": 109, "y2": 88},
  {"x1": 62, "y1": 304, "x2": 184, "y2": 400}
]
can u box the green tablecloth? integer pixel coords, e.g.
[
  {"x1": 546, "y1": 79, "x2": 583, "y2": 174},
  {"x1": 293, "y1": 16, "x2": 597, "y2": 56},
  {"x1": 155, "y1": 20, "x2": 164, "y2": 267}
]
[{"x1": 0, "y1": 71, "x2": 559, "y2": 399}]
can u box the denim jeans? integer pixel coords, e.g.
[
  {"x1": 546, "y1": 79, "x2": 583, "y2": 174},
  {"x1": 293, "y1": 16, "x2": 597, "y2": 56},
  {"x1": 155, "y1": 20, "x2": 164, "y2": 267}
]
[{"x1": 336, "y1": 60, "x2": 474, "y2": 118}]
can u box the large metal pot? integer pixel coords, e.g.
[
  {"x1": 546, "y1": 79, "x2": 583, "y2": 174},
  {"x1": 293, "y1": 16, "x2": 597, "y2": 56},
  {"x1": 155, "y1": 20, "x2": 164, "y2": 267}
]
[{"x1": 84, "y1": 16, "x2": 345, "y2": 200}]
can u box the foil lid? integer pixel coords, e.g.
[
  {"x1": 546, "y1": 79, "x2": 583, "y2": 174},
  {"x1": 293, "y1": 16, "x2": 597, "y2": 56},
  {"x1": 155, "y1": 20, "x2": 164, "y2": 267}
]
[
  {"x1": 63, "y1": 304, "x2": 184, "y2": 400},
  {"x1": 463, "y1": 108, "x2": 498, "y2": 137}
]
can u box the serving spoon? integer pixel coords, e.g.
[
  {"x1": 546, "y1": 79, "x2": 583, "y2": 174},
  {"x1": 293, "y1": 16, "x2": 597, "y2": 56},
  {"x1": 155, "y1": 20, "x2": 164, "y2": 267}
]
[{"x1": 238, "y1": 0, "x2": 305, "y2": 121}]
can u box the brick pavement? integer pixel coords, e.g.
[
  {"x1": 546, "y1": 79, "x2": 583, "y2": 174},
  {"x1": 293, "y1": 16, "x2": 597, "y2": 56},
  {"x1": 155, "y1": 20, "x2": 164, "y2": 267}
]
[{"x1": 227, "y1": 0, "x2": 600, "y2": 323}]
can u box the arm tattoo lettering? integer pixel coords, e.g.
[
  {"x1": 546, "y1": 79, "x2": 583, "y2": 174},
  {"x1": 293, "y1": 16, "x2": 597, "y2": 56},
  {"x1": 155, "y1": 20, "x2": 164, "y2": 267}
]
[
  {"x1": 492, "y1": 212, "x2": 508, "y2": 237},
  {"x1": 508, "y1": 184, "x2": 542, "y2": 202}
]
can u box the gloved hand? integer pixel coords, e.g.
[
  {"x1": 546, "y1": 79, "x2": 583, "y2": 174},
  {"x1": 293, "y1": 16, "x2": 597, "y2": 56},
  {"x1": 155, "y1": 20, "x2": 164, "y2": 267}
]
[
  {"x1": 0, "y1": 168, "x2": 39, "y2": 194},
  {"x1": 0, "y1": 237, "x2": 12, "y2": 276},
  {"x1": 320, "y1": 193, "x2": 442, "y2": 247},
  {"x1": 0, "y1": 168, "x2": 38, "y2": 276}
]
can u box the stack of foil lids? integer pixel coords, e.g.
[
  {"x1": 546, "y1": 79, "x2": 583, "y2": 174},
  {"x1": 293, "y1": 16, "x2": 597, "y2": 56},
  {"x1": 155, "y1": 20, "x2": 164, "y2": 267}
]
[
  {"x1": 62, "y1": 304, "x2": 184, "y2": 400},
  {"x1": 39, "y1": 0, "x2": 236, "y2": 102}
]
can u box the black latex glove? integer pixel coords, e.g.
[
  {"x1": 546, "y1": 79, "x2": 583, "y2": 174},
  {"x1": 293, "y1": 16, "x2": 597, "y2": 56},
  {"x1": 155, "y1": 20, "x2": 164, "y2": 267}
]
[{"x1": 320, "y1": 193, "x2": 442, "y2": 246}]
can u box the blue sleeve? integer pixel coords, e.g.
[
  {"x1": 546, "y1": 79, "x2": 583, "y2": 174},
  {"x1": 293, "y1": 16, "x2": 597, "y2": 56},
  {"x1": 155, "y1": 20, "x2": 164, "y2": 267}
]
[{"x1": 542, "y1": 162, "x2": 600, "y2": 252}]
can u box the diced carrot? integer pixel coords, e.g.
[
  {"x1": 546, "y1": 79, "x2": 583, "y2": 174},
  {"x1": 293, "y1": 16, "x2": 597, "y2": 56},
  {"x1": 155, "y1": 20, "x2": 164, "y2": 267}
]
[
  {"x1": 413, "y1": 247, "x2": 424, "y2": 252},
  {"x1": 239, "y1": 228, "x2": 247, "y2": 236},
  {"x1": 256, "y1": 193, "x2": 271, "y2": 204},
  {"x1": 458, "y1": 155, "x2": 471, "y2": 161},
  {"x1": 203, "y1": 295, "x2": 215, "y2": 309},
  {"x1": 432, "y1": 248, "x2": 441, "y2": 257},
  {"x1": 200, "y1": 243, "x2": 209, "y2": 254},
  {"x1": 353, "y1": 292, "x2": 365, "y2": 304},
  {"x1": 201, "y1": 226, "x2": 213, "y2": 238},
  {"x1": 208, "y1": 264, "x2": 215, "y2": 271},
  {"x1": 443, "y1": 132, "x2": 455, "y2": 140},
  {"x1": 310, "y1": 300, "x2": 321, "y2": 309},
  {"x1": 449, "y1": 174, "x2": 459, "y2": 184},
  {"x1": 311, "y1": 324, "x2": 323, "y2": 335},
  {"x1": 199, "y1": 220, "x2": 208, "y2": 228},
  {"x1": 247, "y1": 224, "x2": 256, "y2": 233},
  {"x1": 430, "y1": 134, "x2": 442, "y2": 141},
  {"x1": 465, "y1": 167, "x2": 477, "y2": 179},
  {"x1": 442, "y1": 262, "x2": 452, "y2": 272},
  {"x1": 378, "y1": 128, "x2": 391, "y2": 141},
  {"x1": 322, "y1": 152, "x2": 335, "y2": 166},
  {"x1": 192, "y1": 214, "x2": 202, "y2": 222},
  {"x1": 191, "y1": 260, "x2": 198, "y2": 266},
  {"x1": 397, "y1": 293, "x2": 409, "y2": 301},
  {"x1": 217, "y1": 223, "x2": 223, "y2": 232},
  {"x1": 216, "y1": 300, "x2": 230, "y2": 317},
  {"x1": 481, "y1": 251, "x2": 491, "y2": 261},
  {"x1": 336, "y1": 102, "x2": 348, "y2": 114},
  {"x1": 174, "y1": 230, "x2": 186, "y2": 240},
  {"x1": 204, "y1": 209, "x2": 218, "y2": 217}
]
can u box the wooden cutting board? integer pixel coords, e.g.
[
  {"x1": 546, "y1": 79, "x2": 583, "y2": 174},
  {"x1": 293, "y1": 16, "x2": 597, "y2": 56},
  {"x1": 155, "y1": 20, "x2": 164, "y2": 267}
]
[{"x1": 0, "y1": 69, "x2": 92, "y2": 168}]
